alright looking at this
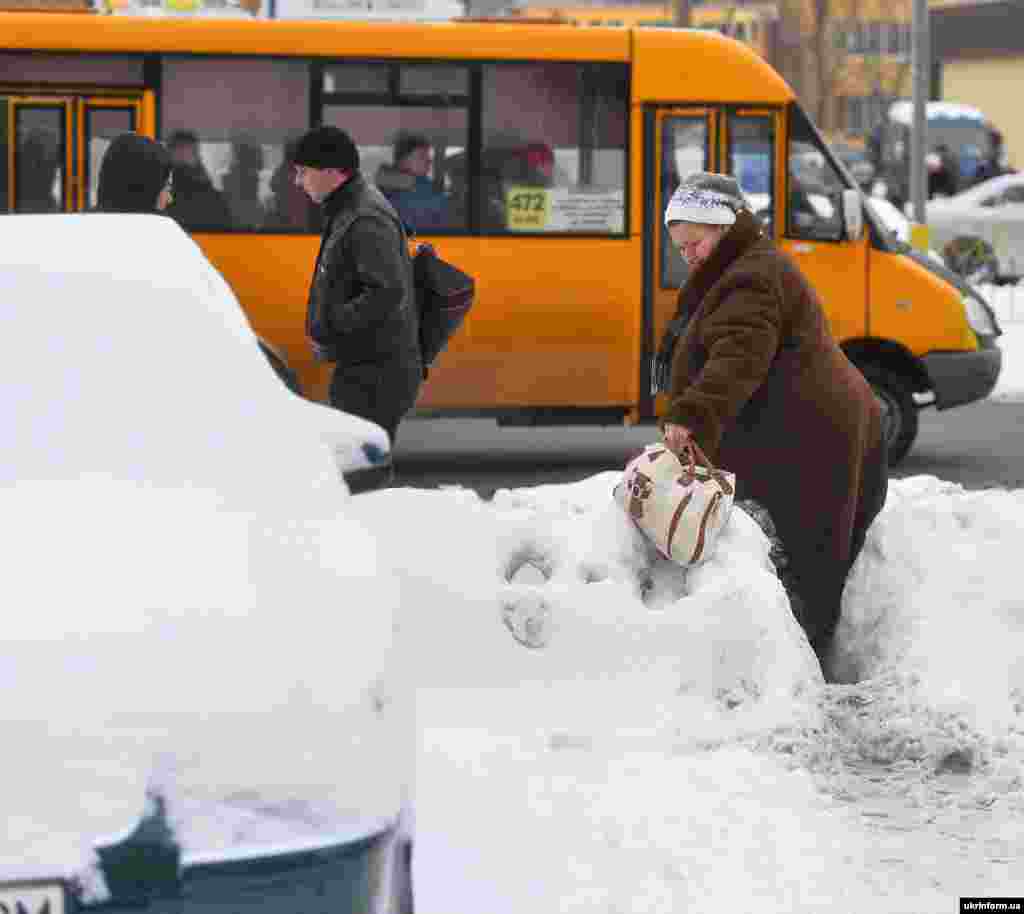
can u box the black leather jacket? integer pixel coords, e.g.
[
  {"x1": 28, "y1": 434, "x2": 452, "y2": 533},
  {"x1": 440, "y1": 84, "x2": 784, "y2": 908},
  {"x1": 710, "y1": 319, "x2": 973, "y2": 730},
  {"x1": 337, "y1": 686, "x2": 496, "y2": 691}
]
[{"x1": 306, "y1": 173, "x2": 421, "y2": 370}]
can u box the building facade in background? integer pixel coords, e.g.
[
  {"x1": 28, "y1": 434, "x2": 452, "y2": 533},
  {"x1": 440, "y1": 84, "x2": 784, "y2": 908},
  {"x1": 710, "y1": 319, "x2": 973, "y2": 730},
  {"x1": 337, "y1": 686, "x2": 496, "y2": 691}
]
[{"x1": 932, "y1": 0, "x2": 1023, "y2": 172}]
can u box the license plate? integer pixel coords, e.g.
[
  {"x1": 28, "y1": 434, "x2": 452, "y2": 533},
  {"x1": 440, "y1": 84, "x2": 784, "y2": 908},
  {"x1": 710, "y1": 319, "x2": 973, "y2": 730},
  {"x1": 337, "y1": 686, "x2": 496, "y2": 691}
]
[{"x1": 0, "y1": 881, "x2": 65, "y2": 914}]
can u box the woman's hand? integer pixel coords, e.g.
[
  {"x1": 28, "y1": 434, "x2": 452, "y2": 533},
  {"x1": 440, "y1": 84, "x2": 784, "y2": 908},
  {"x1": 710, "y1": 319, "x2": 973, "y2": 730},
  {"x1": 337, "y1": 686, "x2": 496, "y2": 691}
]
[{"x1": 662, "y1": 422, "x2": 692, "y2": 454}]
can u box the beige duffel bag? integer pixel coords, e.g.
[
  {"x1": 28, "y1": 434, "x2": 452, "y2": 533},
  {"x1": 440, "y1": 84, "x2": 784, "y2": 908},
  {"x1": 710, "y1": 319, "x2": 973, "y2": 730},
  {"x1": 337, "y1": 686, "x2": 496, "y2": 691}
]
[{"x1": 614, "y1": 441, "x2": 736, "y2": 567}]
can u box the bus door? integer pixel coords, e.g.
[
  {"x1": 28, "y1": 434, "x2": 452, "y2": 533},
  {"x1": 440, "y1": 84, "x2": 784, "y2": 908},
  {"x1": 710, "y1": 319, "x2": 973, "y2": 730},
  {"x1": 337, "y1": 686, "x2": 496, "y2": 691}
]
[
  {"x1": 645, "y1": 106, "x2": 721, "y2": 418},
  {"x1": 1, "y1": 92, "x2": 149, "y2": 214}
]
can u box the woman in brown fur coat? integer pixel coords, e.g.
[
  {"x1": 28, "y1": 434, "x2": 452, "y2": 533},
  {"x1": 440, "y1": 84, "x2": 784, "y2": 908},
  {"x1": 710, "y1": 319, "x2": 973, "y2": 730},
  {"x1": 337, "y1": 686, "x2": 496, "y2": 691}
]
[{"x1": 654, "y1": 172, "x2": 888, "y2": 668}]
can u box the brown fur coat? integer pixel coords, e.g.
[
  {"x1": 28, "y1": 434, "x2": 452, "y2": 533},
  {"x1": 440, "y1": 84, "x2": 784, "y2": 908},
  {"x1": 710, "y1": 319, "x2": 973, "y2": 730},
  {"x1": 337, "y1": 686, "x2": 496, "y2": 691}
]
[{"x1": 661, "y1": 210, "x2": 888, "y2": 656}]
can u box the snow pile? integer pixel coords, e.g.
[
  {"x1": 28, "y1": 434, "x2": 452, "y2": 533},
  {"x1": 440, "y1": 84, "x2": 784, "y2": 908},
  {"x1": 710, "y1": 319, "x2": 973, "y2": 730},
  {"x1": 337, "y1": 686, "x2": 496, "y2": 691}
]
[
  {"x1": 354, "y1": 474, "x2": 824, "y2": 739},
  {"x1": 342, "y1": 471, "x2": 1024, "y2": 912},
  {"x1": 835, "y1": 477, "x2": 1024, "y2": 743}
]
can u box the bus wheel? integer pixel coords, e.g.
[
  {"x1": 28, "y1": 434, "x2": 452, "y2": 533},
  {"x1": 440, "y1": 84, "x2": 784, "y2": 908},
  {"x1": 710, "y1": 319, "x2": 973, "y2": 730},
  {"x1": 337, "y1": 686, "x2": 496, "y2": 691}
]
[
  {"x1": 942, "y1": 236, "x2": 998, "y2": 284},
  {"x1": 860, "y1": 364, "x2": 918, "y2": 465}
]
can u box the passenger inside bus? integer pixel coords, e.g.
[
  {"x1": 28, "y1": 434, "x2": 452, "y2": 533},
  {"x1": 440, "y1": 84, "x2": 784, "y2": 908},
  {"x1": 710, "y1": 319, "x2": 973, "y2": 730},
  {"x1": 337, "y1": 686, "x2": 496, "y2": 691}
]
[
  {"x1": 374, "y1": 130, "x2": 450, "y2": 233},
  {"x1": 164, "y1": 129, "x2": 232, "y2": 232},
  {"x1": 222, "y1": 140, "x2": 266, "y2": 229},
  {"x1": 444, "y1": 149, "x2": 505, "y2": 231},
  {"x1": 265, "y1": 138, "x2": 315, "y2": 231},
  {"x1": 506, "y1": 141, "x2": 555, "y2": 187}
]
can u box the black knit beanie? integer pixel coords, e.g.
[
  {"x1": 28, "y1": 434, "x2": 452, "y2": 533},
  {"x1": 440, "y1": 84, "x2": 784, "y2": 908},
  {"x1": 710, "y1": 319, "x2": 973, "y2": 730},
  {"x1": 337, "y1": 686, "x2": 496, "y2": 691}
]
[
  {"x1": 291, "y1": 126, "x2": 360, "y2": 172},
  {"x1": 96, "y1": 134, "x2": 171, "y2": 214}
]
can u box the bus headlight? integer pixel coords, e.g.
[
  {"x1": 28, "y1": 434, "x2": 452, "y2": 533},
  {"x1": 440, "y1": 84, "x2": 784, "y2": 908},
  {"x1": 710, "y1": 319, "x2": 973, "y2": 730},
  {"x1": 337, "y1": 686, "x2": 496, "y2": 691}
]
[{"x1": 963, "y1": 293, "x2": 1000, "y2": 338}]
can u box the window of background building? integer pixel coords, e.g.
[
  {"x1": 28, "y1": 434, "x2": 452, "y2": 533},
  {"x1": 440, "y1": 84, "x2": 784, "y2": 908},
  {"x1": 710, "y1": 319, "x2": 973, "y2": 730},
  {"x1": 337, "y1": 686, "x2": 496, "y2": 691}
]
[
  {"x1": 843, "y1": 97, "x2": 864, "y2": 134},
  {"x1": 846, "y1": 22, "x2": 866, "y2": 53},
  {"x1": 842, "y1": 95, "x2": 888, "y2": 135},
  {"x1": 867, "y1": 21, "x2": 882, "y2": 54},
  {"x1": 885, "y1": 22, "x2": 900, "y2": 55},
  {"x1": 480, "y1": 62, "x2": 628, "y2": 235},
  {"x1": 322, "y1": 62, "x2": 470, "y2": 235},
  {"x1": 161, "y1": 56, "x2": 311, "y2": 232}
]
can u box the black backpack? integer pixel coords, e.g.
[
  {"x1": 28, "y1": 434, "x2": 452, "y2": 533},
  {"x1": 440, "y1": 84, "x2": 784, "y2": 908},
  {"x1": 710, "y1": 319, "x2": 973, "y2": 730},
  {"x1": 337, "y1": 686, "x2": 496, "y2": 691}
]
[{"x1": 411, "y1": 241, "x2": 475, "y2": 368}]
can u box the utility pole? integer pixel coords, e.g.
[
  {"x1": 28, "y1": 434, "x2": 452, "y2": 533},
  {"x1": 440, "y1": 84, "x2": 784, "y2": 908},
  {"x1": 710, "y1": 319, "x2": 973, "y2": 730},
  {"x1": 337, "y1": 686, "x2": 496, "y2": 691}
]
[
  {"x1": 673, "y1": 0, "x2": 690, "y2": 27},
  {"x1": 909, "y1": 0, "x2": 929, "y2": 224}
]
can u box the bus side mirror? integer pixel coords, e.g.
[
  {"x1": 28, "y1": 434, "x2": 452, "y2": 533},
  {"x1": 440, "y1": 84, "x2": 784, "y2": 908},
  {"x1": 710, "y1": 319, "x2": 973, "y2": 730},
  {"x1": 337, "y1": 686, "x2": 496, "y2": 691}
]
[{"x1": 842, "y1": 188, "x2": 864, "y2": 241}]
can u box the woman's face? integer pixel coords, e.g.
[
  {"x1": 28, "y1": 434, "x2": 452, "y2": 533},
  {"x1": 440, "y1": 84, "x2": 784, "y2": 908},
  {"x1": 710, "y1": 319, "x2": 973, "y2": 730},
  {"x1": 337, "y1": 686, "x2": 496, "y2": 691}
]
[{"x1": 668, "y1": 222, "x2": 725, "y2": 269}]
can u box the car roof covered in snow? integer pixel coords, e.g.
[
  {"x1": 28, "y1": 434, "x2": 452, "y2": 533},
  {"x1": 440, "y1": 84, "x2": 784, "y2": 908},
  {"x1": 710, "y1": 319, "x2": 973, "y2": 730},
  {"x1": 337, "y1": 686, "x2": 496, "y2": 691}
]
[{"x1": 0, "y1": 213, "x2": 388, "y2": 493}]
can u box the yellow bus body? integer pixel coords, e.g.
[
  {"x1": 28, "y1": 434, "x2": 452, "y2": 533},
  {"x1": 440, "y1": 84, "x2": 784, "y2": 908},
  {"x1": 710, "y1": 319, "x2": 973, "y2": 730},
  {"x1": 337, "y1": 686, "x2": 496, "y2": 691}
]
[{"x1": 1, "y1": 12, "x2": 1000, "y2": 459}]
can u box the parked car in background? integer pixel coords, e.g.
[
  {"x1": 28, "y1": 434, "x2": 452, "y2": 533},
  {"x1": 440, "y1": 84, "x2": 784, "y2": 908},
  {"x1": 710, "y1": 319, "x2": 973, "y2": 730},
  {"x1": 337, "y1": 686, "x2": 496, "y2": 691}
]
[
  {"x1": 926, "y1": 172, "x2": 1024, "y2": 283},
  {"x1": 0, "y1": 214, "x2": 409, "y2": 913}
]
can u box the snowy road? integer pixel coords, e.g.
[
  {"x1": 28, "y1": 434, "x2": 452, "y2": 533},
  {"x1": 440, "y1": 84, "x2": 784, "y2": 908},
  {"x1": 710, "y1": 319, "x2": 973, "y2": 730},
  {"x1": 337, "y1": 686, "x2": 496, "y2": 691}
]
[{"x1": 393, "y1": 400, "x2": 1024, "y2": 494}]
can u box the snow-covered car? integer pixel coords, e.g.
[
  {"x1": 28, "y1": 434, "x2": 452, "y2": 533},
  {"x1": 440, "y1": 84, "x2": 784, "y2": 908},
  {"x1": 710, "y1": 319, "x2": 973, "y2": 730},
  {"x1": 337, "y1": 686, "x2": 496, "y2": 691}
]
[
  {"x1": 926, "y1": 171, "x2": 1024, "y2": 282},
  {"x1": 0, "y1": 214, "x2": 409, "y2": 912}
]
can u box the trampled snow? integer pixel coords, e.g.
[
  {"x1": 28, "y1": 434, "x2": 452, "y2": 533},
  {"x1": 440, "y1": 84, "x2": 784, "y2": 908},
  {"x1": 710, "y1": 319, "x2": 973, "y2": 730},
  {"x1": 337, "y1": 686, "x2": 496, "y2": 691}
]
[{"x1": 2, "y1": 214, "x2": 1024, "y2": 911}]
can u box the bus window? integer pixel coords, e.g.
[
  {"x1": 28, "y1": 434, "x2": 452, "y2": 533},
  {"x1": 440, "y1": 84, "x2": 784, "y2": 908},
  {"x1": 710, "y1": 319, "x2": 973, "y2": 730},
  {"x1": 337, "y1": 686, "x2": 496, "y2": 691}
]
[
  {"x1": 0, "y1": 98, "x2": 7, "y2": 212},
  {"x1": 322, "y1": 62, "x2": 470, "y2": 235},
  {"x1": 728, "y1": 112, "x2": 774, "y2": 231},
  {"x1": 787, "y1": 106, "x2": 845, "y2": 241},
  {"x1": 0, "y1": 52, "x2": 144, "y2": 86},
  {"x1": 86, "y1": 107, "x2": 137, "y2": 211},
  {"x1": 397, "y1": 64, "x2": 469, "y2": 98},
  {"x1": 160, "y1": 56, "x2": 312, "y2": 232},
  {"x1": 480, "y1": 62, "x2": 628, "y2": 235},
  {"x1": 321, "y1": 61, "x2": 468, "y2": 235},
  {"x1": 660, "y1": 116, "x2": 710, "y2": 289},
  {"x1": 14, "y1": 108, "x2": 65, "y2": 214}
]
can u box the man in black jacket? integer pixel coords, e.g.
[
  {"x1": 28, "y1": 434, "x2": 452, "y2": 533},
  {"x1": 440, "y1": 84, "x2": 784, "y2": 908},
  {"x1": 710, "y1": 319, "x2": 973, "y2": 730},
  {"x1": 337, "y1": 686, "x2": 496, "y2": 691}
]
[{"x1": 292, "y1": 126, "x2": 423, "y2": 445}]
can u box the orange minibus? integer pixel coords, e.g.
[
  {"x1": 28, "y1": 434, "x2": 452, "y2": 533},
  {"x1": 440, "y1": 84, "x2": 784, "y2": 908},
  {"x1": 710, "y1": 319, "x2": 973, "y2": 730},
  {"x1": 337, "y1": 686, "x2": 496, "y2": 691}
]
[{"x1": 1, "y1": 13, "x2": 1001, "y2": 462}]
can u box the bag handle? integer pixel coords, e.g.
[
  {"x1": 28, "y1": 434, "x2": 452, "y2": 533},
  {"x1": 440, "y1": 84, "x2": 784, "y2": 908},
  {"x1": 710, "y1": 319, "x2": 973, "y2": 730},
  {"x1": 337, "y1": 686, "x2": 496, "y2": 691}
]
[{"x1": 678, "y1": 440, "x2": 735, "y2": 496}]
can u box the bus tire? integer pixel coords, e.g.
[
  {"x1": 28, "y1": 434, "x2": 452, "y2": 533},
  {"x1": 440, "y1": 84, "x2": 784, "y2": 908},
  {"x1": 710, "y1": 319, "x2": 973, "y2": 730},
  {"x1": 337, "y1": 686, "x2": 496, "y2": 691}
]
[
  {"x1": 859, "y1": 363, "x2": 918, "y2": 465},
  {"x1": 942, "y1": 235, "x2": 998, "y2": 284}
]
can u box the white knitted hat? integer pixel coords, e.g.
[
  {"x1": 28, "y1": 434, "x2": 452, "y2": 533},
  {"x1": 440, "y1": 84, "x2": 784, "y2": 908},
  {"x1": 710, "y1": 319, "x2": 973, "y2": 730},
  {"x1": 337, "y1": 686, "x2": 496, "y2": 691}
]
[{"x1": 664, "y1": 172, "x2": 748, "y2": 227}]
